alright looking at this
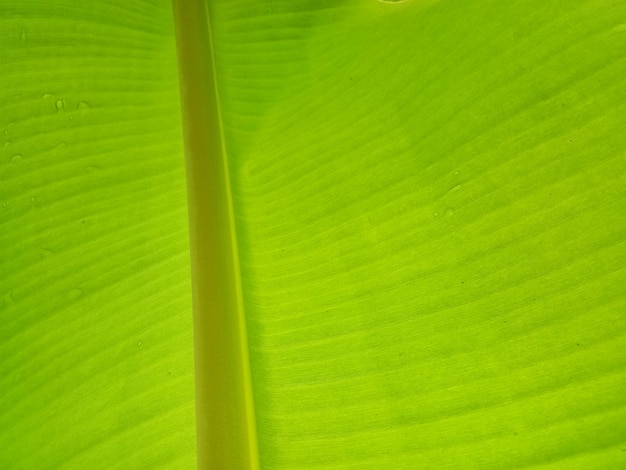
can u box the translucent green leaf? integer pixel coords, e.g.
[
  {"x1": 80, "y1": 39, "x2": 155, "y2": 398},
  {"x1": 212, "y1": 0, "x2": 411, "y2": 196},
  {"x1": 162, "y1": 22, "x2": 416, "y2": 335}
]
[
  {"x1": 2, "y1": 0, "x2": 626, "y2": 469},
  {"x1": 0, "y1": 2, "x2": 195, "y2": 468}
]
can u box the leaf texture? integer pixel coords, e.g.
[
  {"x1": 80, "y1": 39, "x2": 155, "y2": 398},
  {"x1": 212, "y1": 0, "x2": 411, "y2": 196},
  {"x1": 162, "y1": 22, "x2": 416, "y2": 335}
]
[
  {"x1": 207, "y1": 0, "x2": 626, "y2": 468},
  {"x1": 0, "y1": 1, "x2": 195, "y2": 468},
  {"x1": 2, "y1": 0, "x2": 626, "y2": 469}
]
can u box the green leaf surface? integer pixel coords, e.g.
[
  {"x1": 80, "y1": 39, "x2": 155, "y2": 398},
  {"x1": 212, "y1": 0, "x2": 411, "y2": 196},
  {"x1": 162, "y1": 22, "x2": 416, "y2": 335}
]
[
  {"x1": 206, "y1": 0, "x2": 626, "y2": 468},
  {"x1": 1, "y1": 1, "x2": 195, "y2": 468},
  {"x1": 2, "y1": 0, "x2": 626, "y2": 469}
]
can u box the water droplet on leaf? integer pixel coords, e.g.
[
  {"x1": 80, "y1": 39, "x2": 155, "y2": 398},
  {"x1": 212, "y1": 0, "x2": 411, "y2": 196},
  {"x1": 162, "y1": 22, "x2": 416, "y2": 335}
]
[
  {"x1": 54, "y1": 142, "x2": 67, "y2": 154},
  {"x1": 68, "y1": 288, "x2": 83, "y2": 300},
  {"x1": 446, "y1": 184, "x2": 462, "y2": 195},
  {"x1": 40, "y1": 248, "x2": 55, "y2": 257}
]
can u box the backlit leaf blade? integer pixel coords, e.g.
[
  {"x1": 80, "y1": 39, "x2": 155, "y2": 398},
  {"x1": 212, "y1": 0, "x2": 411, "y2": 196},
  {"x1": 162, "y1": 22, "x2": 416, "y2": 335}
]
[
  {"x1": 0, "y1": 2, "x2": 196, "y2": 468},
  {"x1": 206, "y1": 0, "x2": 626, "y2": 468}
]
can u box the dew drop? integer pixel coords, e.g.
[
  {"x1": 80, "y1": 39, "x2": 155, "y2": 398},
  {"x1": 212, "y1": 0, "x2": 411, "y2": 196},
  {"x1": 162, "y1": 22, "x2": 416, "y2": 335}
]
[
  {"x1": 55, "y1": 99, "x2": 65, "y2": 112},
  {"x1": 54, "y1": 142, "x2": 67, "y2": 154},
  {"x1": 30, "y1": 196, "x2": 37, "y2": 203},
  {"x1": 137, "y1": 341, "x2": 143, "y2": 347},
  {"x1": 453, "y1": 170, "x2": 460, "y2": 176},
  {"x1": 446, "y1": 184, "x2": 462, "y2": 196},
  {"x1": 444, "y1": 207, "x2": 456, "y2": 217},
  {"x1": 68, "y1": 288, "x2": 83, "y2": 300}
]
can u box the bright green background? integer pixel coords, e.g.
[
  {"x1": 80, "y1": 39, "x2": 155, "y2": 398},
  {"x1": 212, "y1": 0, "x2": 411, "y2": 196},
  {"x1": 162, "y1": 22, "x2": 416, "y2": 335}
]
[
  {"x1": 1, "y1": 1, "x2": 195, "y2": 468},
  {"x1": 2, "y1": 0, "x2": 626, "y2": 469},
  {"x1": 211, "y1": 0, "x2": 626, "y2": 468}
]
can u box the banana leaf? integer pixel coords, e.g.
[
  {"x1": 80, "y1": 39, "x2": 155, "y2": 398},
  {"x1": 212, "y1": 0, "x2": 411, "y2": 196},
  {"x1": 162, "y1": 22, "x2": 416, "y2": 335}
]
[{"x1": 1, "y1": 0, "x2": 625, "y2": 469}]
